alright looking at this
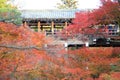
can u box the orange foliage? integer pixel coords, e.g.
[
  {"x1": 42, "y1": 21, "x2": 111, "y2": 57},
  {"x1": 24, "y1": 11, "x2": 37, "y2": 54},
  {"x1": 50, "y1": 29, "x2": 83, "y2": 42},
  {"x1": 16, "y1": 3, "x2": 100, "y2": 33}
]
[
  {"x1": 0, "y1": 22, "x2": 48, "y2": 80},
  {"x1": 63, "y1": 47, "x2": 120, "y2": 79},
  {"x1": 0, "y1": 22, "x2": 120, "y2": 80}
]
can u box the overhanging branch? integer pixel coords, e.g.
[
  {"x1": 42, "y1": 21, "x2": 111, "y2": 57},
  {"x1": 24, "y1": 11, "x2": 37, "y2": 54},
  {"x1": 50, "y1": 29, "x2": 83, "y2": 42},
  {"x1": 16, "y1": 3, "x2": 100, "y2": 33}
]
[{"x1": 0, "y1": 44, "x2": 43, "y2": 50}]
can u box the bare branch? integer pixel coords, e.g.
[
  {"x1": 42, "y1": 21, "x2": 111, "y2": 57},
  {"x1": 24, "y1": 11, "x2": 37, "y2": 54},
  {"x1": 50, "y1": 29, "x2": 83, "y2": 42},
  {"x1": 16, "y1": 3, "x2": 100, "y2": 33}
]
[{"x1": 0, "y1": 44, "x2": 42, "y2": 50}]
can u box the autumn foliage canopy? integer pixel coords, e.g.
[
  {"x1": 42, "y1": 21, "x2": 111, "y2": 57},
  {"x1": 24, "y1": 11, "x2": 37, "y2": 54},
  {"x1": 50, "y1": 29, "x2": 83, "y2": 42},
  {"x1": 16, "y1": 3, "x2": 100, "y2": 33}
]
[
  {"x1": 0, "y1": 0, "x2": 120, "y2": 80},
  {"x1": 0, "y1": 22, "x2": 120, "y2": 80}
]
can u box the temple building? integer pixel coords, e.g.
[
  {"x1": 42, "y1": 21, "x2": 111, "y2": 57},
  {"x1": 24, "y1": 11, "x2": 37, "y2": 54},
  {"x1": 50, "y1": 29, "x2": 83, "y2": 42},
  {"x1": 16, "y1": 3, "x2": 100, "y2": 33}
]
[
  {"x1": 21, "y1": 9, "x2": 79, "y2": 35},
  {"x1": 21, "y1": 9, "x2": 119, "y2": 37}
]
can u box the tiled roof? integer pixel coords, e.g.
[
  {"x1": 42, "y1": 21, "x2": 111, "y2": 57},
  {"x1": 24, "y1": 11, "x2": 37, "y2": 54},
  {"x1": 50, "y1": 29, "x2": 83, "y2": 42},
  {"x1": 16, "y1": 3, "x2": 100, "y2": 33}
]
[{"x1": 21, "y1": 9, "x2": 79, "y2": 19}]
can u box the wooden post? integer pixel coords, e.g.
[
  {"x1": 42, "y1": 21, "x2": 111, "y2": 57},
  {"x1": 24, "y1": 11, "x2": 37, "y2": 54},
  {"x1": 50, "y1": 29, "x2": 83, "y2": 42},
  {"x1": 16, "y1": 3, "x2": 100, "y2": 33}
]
[
  {"x1": 65, "y1": 21, "x2": 68, "y2": 36},
  {"x1": 38, "y1": 21, "x2": 41, "y2": 32},
  {"x1": 23, "y1": 21, "x2": 27, "y2": 27},
  {"x1": 65, "y1": 21, "x2": 68, "y2": 28},
  {"x1": 51, "y1": 21, "x2": 54, "y2": 35}
]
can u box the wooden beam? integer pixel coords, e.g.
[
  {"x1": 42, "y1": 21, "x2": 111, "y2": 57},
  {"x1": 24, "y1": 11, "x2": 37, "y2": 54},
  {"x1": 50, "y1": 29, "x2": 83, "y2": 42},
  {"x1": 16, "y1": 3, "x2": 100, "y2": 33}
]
[
  {"x1": 28, "y1": 23, "x2": 66, "y2": 26},
  {"x1": 38, "y1": 21, "x2": 41, "y2": 32}
]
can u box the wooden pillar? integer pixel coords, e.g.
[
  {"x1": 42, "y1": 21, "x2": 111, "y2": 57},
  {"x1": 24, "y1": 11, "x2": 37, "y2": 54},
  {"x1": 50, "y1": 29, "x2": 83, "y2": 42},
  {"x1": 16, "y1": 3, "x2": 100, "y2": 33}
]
[
  {"x1": 23, "y1": 21, "x2": 27, "y2": 27},
  {"x1": 65, "y1": 21, "x2": 68, "y2": 28},
  {"x1": 65, "y1": 21, "x2": 68, "y2": 36},
  {"x1": 38, "y1": 21, "x2": 41, "y2": 32},
  {"x1": 51, "y1": 21, "x2": 54, "y2": 34}
]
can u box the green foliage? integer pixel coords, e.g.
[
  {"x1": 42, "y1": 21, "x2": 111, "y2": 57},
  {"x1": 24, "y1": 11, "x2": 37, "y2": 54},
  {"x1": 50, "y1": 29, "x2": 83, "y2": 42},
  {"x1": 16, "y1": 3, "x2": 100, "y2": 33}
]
[
  {"x1": 0, "y1": 0, "x2": 22, "y2": 25},
  {"x1": 0, "y1": 0, "x2": 10, "y2": 8},
  {"x1": 0, "y1": 8, "x2": 22, "y2": 25},
  {"x1": 57, "y1": 0, "x2": 78, "y2": 9}
]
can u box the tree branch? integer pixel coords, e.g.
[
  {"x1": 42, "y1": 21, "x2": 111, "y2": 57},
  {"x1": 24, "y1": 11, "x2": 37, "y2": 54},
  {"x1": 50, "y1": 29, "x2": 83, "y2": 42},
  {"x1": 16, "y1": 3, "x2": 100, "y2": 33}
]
[{"x1": 0, "y1": 44, "x2": 42, "y2": 50}]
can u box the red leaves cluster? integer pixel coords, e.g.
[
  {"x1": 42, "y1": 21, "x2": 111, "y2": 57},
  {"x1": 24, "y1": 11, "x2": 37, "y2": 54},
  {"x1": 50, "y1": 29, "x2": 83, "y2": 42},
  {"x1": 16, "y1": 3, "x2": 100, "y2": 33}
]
[
  {"x1": 0, "y1": 22, "x2": 48, "y2": 80},
  {"x1": 0, "y1": 22, "x2": 120, "y2": 80},
  {"x1": 64, "y1": 0, "x2": 120, "y2": 37},
  {"x1": 95, "y1": 0, "x2": 119, "y2": 24},
  {"x1": 39, "y1": 47, "x2": 120, "y2": 80},
  {"x1": 61, "y1": 47, "x2": 120, "y2": 79},
  {"x1": 0, "y1": 22, "x2": 46, "y2": 47}
]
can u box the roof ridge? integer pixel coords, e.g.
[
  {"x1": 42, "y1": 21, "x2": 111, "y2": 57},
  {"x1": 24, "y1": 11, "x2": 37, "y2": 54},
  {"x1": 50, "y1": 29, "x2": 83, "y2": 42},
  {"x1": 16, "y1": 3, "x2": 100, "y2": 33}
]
[
  {"x1": 21, "y1": 9, "x2": 79, "y2": 19},
  {"x1": 21, "y1": 9, "x2": 80, "y2": 12}
]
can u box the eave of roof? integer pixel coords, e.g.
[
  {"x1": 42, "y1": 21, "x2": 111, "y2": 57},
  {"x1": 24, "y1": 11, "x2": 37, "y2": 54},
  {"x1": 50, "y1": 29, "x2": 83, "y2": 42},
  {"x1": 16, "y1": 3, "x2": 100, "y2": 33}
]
[{"x1": 21, "y1": 9, "x2": 80, "y2": 19}]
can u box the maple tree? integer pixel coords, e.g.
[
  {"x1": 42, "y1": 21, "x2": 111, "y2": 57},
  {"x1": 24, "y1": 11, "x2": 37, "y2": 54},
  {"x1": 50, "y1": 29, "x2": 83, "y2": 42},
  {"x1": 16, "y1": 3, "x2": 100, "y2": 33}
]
[
  {"x1": 55, "y1": 47, "x2": 120, "y2": 80},
  {"x1": 95, "y1": 0, "x2": 120, "y2": 25},
  {"x1": 0, "y1": 22, "x2": 120, "y2": 80},
  {"x1": 41, "y1": 47, "x2": 120, "y2": 80},
  {"x1": 63, "y1": 0, "x2": 120, "y2": 38},
  {"x1": 0, "y1": 22, "x2": 48, "y2": 80}
]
